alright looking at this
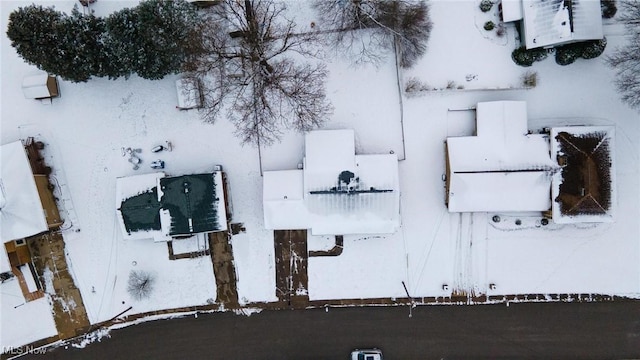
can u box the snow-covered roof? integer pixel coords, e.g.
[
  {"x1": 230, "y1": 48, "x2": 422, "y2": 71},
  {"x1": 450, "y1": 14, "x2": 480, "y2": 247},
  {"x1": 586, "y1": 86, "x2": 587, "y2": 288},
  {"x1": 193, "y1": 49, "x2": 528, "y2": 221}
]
[
  {"x1": 446, "y1": 101, "x2": 556, "y2": 212},
  {"x1": 521, "y1": 0, "x2": 603, "y2": 49},
  {"x1": 447, "y1": 101, "x2": 554, "y2": 172},
  {"x1": 159, "y1": 172, "x2": 228, "y2": 237},
  {"x1": 263, "y1": 129, "x2": 401, "y2": 235},
  {"x1": 116, "y1": 170, "x2": 228, "y2": 241},
  {"x1": 176, "y1": 78, "x2": 202, "y2": 110},
  {"x1": 550, "y1": 126, "x2": 616, "y2": 223},
  {"x1": 448, "y1": 171, "x2": 551, "y2": 212},
  {"x1": 502, "y1": 0, "x2": 524, "y2": 22},
  {"x1": 21, "y1": 74, "x2": 53, "y2": 99},
  {"x1": 116, "y1": 172, "x2": 168, "y2": 241},
  {"x1": 0, "y1": 141, "x2": 48, "y2": 245},
  {"x1": 263, "y1": 170, "x2": 309, "y2": 230}
]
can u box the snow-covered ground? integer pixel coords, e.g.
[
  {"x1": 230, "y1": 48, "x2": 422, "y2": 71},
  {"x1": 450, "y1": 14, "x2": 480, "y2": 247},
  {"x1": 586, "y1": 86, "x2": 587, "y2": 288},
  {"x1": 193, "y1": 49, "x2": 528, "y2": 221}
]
[
  {"x1": 0, "y1": 279, "x2": 58, "y2": 349},
  {"x1": 1, "y1": 0, "x2": 639, "y2": 350}
]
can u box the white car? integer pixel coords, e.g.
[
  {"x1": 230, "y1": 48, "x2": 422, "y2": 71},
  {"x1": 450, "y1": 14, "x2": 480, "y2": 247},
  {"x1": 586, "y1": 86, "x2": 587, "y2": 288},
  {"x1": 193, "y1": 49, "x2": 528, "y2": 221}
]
[{"x1": 351, "y1": 348, "x2": 383, "y2": 360}]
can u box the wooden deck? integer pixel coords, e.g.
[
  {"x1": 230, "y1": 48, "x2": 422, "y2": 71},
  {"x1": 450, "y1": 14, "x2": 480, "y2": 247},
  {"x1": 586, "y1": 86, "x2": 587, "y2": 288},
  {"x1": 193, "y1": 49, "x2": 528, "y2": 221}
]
[{"x1": 11, "y1": 265, "x2": 45, "y2": 302}]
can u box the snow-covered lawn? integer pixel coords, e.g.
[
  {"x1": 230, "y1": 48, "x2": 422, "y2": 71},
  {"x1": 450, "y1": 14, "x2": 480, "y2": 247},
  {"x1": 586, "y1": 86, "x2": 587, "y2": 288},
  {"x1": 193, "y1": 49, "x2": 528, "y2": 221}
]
[
  {"x1": 1, "y1": 0, "x2": 638, "y2": 351},
  {"x1": 0, "y1": 279, "x2": 57, "y2": 349},
  {"x1": 403, "y1": 0, "x2": 528, "y2": 91}
]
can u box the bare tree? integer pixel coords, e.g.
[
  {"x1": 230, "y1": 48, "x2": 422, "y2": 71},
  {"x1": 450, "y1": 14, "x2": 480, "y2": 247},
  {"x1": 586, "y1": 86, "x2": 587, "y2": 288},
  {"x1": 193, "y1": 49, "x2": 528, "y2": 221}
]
[
  {"x1": 184, "y1": 0, "x2": 332, "y2": 146},
  {"x1": 606, "y1": 0, "x2": 640, "y2": 109},
  {"x1": 313, "y1": 0, "x2": 432, "y2": 67},
  {"x1": 127, "y1": 270, "x2": 155, "y2": 300}
]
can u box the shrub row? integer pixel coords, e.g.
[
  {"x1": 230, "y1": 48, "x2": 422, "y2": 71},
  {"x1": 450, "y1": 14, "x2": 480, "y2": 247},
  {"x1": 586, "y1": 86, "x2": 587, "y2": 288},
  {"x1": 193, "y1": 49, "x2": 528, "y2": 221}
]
[{"x1": 511, "y1": 38, "x2": 607, "y2": 67}]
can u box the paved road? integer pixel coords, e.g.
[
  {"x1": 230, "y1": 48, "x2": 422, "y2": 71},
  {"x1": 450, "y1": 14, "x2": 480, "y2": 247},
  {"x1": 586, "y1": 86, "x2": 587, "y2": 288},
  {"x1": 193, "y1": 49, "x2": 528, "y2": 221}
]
[{"x1": 29, "y1": 301, "x2": 640, "y2": 359}]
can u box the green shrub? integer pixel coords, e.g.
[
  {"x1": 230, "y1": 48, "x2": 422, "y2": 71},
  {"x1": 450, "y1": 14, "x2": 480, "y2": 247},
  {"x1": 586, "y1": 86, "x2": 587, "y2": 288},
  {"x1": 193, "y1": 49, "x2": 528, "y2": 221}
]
[
  {"x1": 555, "y1": 38, "x2": 607, "y2": 65},
  {"x1": 479, "y1": 0, "x2": 493, "y2": 12},
  {"x1": 601, "y1": 0, "x2": 617, "y2": 19},
  {"x1": 555, "y1": 45, "x2": 579, "y2": 65},
  {"x1": 511, "y1": 46, "x2": 548, "y2": 67},
  {"x1": 521, "y1": 71, "x2": 538, "y2": 88},
  {"x1": 581, "y1": 38, "x2": 607, "y2": 59},
  {"x1": 484, "y1": 21, "x2": 495, "y2": 31}
]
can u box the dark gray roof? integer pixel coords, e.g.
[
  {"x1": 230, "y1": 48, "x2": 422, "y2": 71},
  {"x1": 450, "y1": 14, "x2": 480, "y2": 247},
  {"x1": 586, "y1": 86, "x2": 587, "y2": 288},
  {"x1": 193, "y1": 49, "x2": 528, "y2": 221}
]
[
  {"x1": 160, "y1": 174, "x2": 221, "y2": 236},
  {"x1": 119, "y1": 188, "x2": 162, "y2": 235}
]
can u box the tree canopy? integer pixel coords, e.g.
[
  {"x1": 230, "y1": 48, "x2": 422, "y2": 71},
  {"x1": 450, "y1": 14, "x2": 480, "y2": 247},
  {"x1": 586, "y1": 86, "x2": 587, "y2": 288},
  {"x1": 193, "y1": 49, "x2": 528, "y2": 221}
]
[
  {"x1": 6, "y1": 0, "x2": 201, "y2": 82},
  {"x1": 184, "y1": 0, "x2": 332, "y2": 145},
  {"x1": 606, "y1": 0, "x2": 640, "y2": 109},
  {"x1": 313, "y1": 0, "x2": 433, "y2": 68}
]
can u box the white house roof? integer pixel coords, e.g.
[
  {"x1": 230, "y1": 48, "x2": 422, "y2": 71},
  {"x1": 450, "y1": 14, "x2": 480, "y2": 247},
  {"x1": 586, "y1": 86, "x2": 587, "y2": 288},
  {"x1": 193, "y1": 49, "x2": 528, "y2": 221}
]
[
  {"x1": 176, "y1": 78, "x2": 202, "y2": 110},
  {"x1": 571, "y1": 0, "x2": 604, "y2": 41},
  {"x1": 502, "y1": 0, "x2": 524, "y2": 22},
  {"x1": 263, "y1": 170, "x2": 309, "y2": 230},
  {"x1": 0, "y1": 141, "x2": 48, "y2": 245},
  {"x1": 263, "y1": 129, "x2": 401, "y2": 235},
  {"x1": 521, "y1": 0, "x2": 603, "y2": 49},
  {"x1": 446, "y1": 101, "x2": 556, "y2": 213},
  {"x1": 304, "y1": 129, "x2": 356, "y2": 191},
  {"x1": 448, "y1": 171, "x2": 552, "y2": 212},
  {"x1": 447, "y1": 101, "x2": 555, "y2": 173},
  {"x1": 550, "y1": 126, "x2": 616, "y2": 223},
  {"x1": 22, "y1": 74, "x2": 52, "y2": 99}
]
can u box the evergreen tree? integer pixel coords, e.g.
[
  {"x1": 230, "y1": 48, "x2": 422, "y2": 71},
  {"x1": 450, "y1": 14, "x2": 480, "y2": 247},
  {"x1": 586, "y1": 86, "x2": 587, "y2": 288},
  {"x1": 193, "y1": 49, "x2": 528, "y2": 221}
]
[
  {"x1": 57, "y1": 7, "x2": 108, "y2": 81},
  {"x1": 106, "y1": 0, "x2": 200, "y2": 80},
  {"x1": 103, "y1": 7, "x2": 139, "y2": 79},
  {"x1": 7, "y1": 5, "x2": 108, "y2": 82},
  {"x1": 7, "y1": 6, "x2": 66, "y2": 76},
  {"x1": 8, "y1": 1, "x2": 202, "y2": 82}
]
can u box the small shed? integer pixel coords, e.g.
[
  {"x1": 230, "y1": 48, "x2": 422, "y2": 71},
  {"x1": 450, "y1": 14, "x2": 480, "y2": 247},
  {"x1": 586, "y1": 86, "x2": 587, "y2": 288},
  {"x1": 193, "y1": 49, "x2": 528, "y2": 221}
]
[
  {"x1": 176, "y1": 78, "x2": 203, "y2": 110},
  {"x1": 22, "y1": 74, "x2": 60, "y2": 100}
]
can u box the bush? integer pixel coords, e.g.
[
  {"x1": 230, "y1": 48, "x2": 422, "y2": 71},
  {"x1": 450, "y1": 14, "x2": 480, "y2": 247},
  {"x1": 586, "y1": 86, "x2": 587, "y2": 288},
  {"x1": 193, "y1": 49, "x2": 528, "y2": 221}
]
[
  {"x1": 127, "y1": 270, "x2": 155, "y2": 300},
  {"x1": 511, "y1": 46, "x2": 548, "y2": 67},
  {"x1": 479, "y1": 0, "x2": 493, "y2": 12},
  {"x1": 405, "y1": 77, "x2": 429, "y2": 93},
  {"x1": 521, "y1": 71, "x2": 538, "y2": 88},
  {"x1": 601, "y1": 0, "x2": 617, "y2": 19},
  {"x1": 555, "y1": 45, "x2": 580, "y2": 65},
  {"x1": 555, "y1": 38, "x2": 607, "y2": 65},
  {"x1": 484, "y1": 21, "x2": 495, "y2": 31},
  {"x1": 581, "y1": 38, "x2": 607, "y2": 59}
]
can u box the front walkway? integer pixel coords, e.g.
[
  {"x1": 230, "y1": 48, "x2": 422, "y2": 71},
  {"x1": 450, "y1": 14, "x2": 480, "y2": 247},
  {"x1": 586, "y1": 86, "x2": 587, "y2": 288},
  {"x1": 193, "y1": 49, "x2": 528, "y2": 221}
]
[
  {"x1": 209, "y1": 232, "x2": 239, "y2": 308},
  {"x1": 273, "y1": 230, "x2": 309, "y2": 309}
]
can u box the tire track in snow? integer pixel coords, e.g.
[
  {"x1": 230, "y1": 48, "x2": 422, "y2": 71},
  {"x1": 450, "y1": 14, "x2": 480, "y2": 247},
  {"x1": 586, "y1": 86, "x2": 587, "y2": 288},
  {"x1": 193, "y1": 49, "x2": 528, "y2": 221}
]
[{"x1": 453, "y1": 212, "x2": 474, "y2": 296}]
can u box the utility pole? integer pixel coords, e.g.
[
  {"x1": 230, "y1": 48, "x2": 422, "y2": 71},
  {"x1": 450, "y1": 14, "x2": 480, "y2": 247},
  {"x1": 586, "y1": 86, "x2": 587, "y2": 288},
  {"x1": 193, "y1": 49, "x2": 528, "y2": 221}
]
[{"x1": 401, "y1": 281, "x2": 413, "y2": 318}]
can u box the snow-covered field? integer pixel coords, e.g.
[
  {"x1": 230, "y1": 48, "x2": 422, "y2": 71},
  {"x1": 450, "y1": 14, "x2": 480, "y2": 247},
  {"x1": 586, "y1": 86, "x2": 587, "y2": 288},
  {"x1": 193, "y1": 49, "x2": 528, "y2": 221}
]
[
  {"x1": 1, "y1": 0, "x2": 639, "y2": 350},
  {"x1": 0, "y1": 279, "x2": 58, "y2": 349}
]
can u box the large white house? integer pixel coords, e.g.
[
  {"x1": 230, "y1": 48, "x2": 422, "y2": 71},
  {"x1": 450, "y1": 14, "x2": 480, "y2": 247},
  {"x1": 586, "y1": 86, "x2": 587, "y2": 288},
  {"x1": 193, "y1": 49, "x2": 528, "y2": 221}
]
[
  {"x1": 445, "y1": 101, "x2": 615, "y2": 223},
  {"x1": 263, "y1": 129, "x2": 401, "y2": 235},
  {"x1": 445, "y1": 101, "x2": 556, "y2": 213},
  {"x1": 502, "y1": 0, "x2": 603, "y2": 49}
]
